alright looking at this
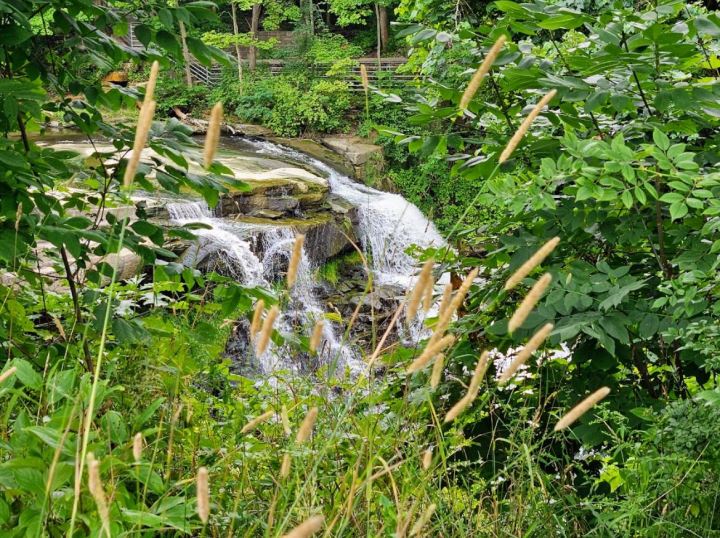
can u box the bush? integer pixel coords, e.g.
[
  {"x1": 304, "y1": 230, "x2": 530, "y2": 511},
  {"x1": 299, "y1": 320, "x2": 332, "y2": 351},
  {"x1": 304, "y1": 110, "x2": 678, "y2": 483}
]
[
  {"x1": 234, "y1": 75, "x2": 352, "y2": 136},
  {"x1": 155, "y1": 75, "x2": 209, "y2": 114}
]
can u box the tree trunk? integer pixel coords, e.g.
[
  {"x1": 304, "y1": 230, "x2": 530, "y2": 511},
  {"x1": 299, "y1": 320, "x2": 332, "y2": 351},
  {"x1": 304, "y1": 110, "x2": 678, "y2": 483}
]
[
  {"x1": 375, "y1": 4, "x2": 381, "y2": 69},
  {"x1": 231, "y1": 1, "x2": 243, "y2": 84},
  {"x1": 249, "y1": 3, "x2": 261, "y2": 71},
  {"x1": 378, "y1": 5, "x2": 389, "y2": 51},
  {"x1": 178, "y1": 20, "x2": 193, "y2": 87}
]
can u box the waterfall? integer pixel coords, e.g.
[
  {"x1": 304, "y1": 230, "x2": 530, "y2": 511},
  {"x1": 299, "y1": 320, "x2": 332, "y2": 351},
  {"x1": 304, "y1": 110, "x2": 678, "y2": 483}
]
[
  {"x1": 244, "y1": 139, "x2": 446, "y2": 287},
  {"x1": 167, "y1": 201, "x2": 362, "y2": 376}
]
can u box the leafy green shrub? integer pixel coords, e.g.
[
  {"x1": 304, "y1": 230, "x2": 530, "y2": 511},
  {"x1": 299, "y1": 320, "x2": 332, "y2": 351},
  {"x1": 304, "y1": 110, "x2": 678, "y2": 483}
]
[
  {"x1": 305, "y1": 33, "x2": 362, "y2": 64},
  {"x1": 155, "y1": 76, "x2": 209, "y2": 114},
  {"x1": 234, "y1": 75, "x2": 351, "y2": 136}
]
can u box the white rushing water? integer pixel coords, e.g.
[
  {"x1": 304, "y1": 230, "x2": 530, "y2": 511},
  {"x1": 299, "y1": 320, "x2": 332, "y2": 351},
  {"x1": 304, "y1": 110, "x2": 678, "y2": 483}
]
[
  {"x1": 167, "y1": 200, "x2": 361, "y2": 376},
  {"x1": 168, "y1": 137, "x2": 448, "y2": 376},
  {"x1": 243, "y1": 139, "x2": 446, "y2": 287}
]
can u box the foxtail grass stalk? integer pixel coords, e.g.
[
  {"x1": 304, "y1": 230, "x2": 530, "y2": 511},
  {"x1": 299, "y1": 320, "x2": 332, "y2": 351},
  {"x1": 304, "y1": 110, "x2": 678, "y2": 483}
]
[
  {"x1": 498, "y1": 323, "x2": 553, "y2": 384},
  {"x1": 360, "y1": 64, "x2": 370, "y2": 121},
  {"x1": 459, "y1": 35, "x2": 507, "y2": 110},
  {"x1": 429, "y1": 268, "x2": 479, "y2": 345},
  {"x1": 445, "y1": 352, "x2": 490, "y2": 423},
  {"x1": 430, "y1": 353, "x2": 444, "y2": 389},
  {"x1": 280, "y1": 453, "x2": 292, "y2": 479},
  {"x1": 256, "y1": 305, "x2": 279, "y2": 356},
  {"x1": 123, "y1": 100, "x2": 156, "y2": 188},
  {"x1": 499, "y1": 89, "x2": 557, "y2": 163},
  {"x1": 504, "y1": 237, "x2": 560, "y2": 290},
  {"x1": 407, "y1": 334, "x2": 455, "y2": 373},
  {"x1": 554, "y1": 387, "x2": 611, "y2": 431},
  {"x1": 466, "y1": 350, "x2": 491, "y2": 399},
  {"x1": 282, "y1": 515, "x2": 325, "y2": 538},
  {"x1": 0, "y1": 366, "x2": 17, "y2": 384},
  {"x1": 287, "y1": 234, "x2": 305, "y2": 288},
  {"x1": 281, "y1": 405, "x2": 291, "y2": 436},
  {"x1": 203, "y1": 102, "x2": 223, "y2": 169},
  {"x1": 241, "y1": 410, "x2": 275, "y2": 434},
  {"x1": 250, "y1": 299, "x2": 265, "y2": 341},
  {"x1": 132, "y1": 432, "x2": 143, "y2": 462},
  {"x1": 438, "y1": 282, "x2": 453, "y2": 318},
  {"x1": 144, "y1": 60, "x2": 160, "y2": 103},
  {"x1": 296, "y1": 407, "x2": 318, "y2": 443},
  {"x1": 14, "y1": 204, "x2": 22, "y2": 231},
  {"x1": 407, "y1": 259, "x2": 434, "y2": 320},
  {"x1": 197, "y1": 467, "x2": 210, "y2": 524},
  {"x1": 507, "y1": 273, "x2": 552, "y2": 333},
  {"x1": 409, "y1": 504, "x2": 436, "y2": 536},
  {"x1": 421, "y1": 448, "x2": 432, "y2": 471},
  {"x1": 309, "y1": 320, "x2": 324, "y2": 353},
  {"x1": 87, "y1": 454, "x2": 111, "y2": 537}
]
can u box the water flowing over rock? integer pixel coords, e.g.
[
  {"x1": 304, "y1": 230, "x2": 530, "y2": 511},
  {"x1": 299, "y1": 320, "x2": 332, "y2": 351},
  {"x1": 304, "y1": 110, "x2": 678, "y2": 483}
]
[{"x1": 39, "y1": 134, "x2": 447, "y2": 378}]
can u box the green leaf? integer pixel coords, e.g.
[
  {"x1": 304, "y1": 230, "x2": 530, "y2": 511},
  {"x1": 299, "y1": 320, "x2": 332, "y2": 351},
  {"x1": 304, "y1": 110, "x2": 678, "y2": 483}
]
[
  {"x1": 669, "y1": 201, "x2": 688, "y2": 220},
  {"x1": 11, "y1": 359, "x2": 42, "y2": 390},
  {"x1": 652, "y1": 128, "x2": 670, "y2": 151}
]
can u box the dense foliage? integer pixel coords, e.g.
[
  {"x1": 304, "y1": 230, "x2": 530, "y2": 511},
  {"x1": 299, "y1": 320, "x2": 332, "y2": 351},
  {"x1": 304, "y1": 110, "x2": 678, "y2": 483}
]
[{"x1": 1, "y1": 0, "x2": 719, "y2": 536}]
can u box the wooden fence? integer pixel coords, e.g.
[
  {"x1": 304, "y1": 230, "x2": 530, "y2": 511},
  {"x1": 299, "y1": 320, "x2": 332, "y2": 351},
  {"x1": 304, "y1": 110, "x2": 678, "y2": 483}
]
[{"x1": 113, "y1": 20, "x2": 410, "y2": 90}]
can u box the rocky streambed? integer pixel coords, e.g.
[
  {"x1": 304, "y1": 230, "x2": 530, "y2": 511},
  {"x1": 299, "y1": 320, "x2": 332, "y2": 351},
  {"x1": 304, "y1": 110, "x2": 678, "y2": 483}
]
[{"x1": 28, "y1": 132, "x2": 444, "y2": 376}]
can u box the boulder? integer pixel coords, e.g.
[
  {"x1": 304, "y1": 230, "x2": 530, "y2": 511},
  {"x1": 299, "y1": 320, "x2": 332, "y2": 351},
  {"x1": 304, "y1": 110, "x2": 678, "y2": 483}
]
[{"x1": 321, "y1": 135, "x2": 385, "y2": 183}]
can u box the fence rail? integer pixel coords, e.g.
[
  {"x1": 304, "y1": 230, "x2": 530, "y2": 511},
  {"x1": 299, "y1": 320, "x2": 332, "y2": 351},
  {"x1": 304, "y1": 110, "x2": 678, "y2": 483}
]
[
  {"x1": 113, "y1": 20, "x2": 409, "y2": 90},
  {"x1": 189, "y1": 57, "x2": 410, "y2": 90}
]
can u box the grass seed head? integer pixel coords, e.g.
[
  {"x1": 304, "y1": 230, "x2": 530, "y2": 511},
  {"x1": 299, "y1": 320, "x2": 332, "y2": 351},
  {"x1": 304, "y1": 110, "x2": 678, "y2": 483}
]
[
  {"x1": 0, "y1": 366, "x2": 17, "y2": 385},
  {"x1": 203, "y1": 101, "x2": 223, "y2": 169},
  {"x1": 407, "y1": 334, "x2": 455, "y2": 374},
  {"x1": 296, "y1": 406, "x2": 318, "y2": 444},
  {"x1": 421, "y1": 448, "x2": 433, "y2": 471},
  {"x1": 309, "y1": 319, "x2": 324, "y2": 354},
  {"x1": 256, "y1": 305, "x2": 279, "y2": 356},
  {"x1": 241, "y1": 410, "x2": 275, "y2": 434},
  {"x1": 123, "y1": 99, "x2": 156, "y2": 188},
  {"x1": 281, "y1": 405, "x2": 291, "y2": 437},
  {"x1": 410, "y1": 503, "x2": 437, "y2": 536},
  {"x1": 508, "y1": 273, "x2": 552, "y2": 333},
  {"x1": 498, "y1": 323, "x2": 553, "y2": 384},
  {"x1": 132, "y1": 432, "x2": 143, "y2": 462},
  {"x1": 430, "y1": 353, "x2": 444, "y2": 389},
  {"x1": 360, "y1": 64, "x2": 369, "y2": 93},
  {"x1": 467, "y1": 351, "x2": 491, "y2": 399},
  {"x1": 87, "y1": 453, "x2": 111, "y2": 537},
  {"x1": 407, "y1": 259, "x2": 434, "y2": 321},
  {"x1": 196, "y1": 466, "x2": 210, "y2": 524},
  {"x1": 444, "y1": 395, "x2": 471, "y2": 423},
  {"x1": 280, "y1": 453, "x2": 292, "y2": 479},
  {"x1": 459, "y1": 35, "x2": 507, "y2": 110},
  {"x1": 554, "y1": 386, "x2": 611, "y2": 431},
  {"x1": 250, "y1": 299, "x2": 265, "y2": 341},
  {"x1": 504, "y1": 237, "x2": 560, "y2": 291},
  {"x1": 144, "y1": 60, "x2": 160, "y2": 103},
  {"x1": 282, "y1": 515, "x2": 325, "y2": 538},
  {"x1": 499, "y1": 89, "x2": 557, "y2": 164},
  {"x1": 287, "y1": 234, "x2": 305, "y2": 288}
]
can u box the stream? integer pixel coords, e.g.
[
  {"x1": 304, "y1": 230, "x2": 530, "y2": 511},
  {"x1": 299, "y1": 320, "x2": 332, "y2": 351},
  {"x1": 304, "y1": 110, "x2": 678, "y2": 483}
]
[{"x1": 43, "y1": 134, "x2": 446, "y2": 376}]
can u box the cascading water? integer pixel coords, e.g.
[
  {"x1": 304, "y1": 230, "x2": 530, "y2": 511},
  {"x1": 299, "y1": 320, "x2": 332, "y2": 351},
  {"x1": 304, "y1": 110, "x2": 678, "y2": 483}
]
[
  {"x1": 167, "y1": 201, "x2": 265, "y2": 285},
  {"x1": 244, "y1": 139, "x2": 446, "y2": 287},
  {"x1": 167, "y1": 201, "x2": 362, "y2": 375},
  {"x1": 243, "y1": 139, "x2": 448, "y2": 343}
]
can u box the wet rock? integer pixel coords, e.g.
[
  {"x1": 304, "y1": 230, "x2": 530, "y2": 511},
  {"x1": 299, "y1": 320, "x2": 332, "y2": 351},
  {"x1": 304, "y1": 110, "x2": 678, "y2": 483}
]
[{"x1": 321, "y1": 135, "x2": 385, "y2": 183}]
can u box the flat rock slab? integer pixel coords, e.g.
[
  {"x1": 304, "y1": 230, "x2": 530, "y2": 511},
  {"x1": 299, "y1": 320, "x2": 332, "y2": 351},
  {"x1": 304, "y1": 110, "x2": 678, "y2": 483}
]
[{"x1": 322, "y1": 135, "x2": 383, "y2": 166}]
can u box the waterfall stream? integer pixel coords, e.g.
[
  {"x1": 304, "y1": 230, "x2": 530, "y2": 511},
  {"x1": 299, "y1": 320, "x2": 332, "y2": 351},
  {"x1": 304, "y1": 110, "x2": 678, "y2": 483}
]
[
  {"x1": 244, "y1": 139, "x2": 446, "y2": 287},
  {"x1": 167, "y1": 137, "x2": 447, "y2": 375},
  {"x1": 167, "y1": 199, "x2": 362, "y2": 376}
]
